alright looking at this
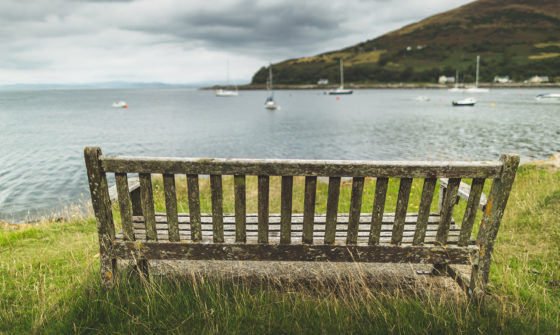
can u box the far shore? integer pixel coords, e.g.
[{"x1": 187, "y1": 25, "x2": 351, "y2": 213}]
[{"x1": 203, "y1": 82, "x2": 560, "y2": 90}]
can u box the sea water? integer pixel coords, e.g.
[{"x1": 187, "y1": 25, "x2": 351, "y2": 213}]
[{"x1": 1, "y1": 87, "x2": 559, "y2": 221}]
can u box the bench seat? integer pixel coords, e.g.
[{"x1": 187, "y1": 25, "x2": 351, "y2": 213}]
[{"x1": 115, "y1": 213, "x2": 473, "y2": 246}]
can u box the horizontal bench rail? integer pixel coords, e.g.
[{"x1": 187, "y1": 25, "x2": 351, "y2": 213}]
[{"x1": 100, "y1": 155, "x2": 503, "y2": 178}]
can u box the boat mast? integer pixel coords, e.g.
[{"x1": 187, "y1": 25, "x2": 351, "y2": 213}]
[
  {"x1": 340, "y1": 59, "x2": 344, "y2": 89},
  {"x1": 475, "y1": 55, "x2": 480, "y2": 88},
  {"x1": 268, "y1": 65, "x2": 274, "y2": 98}
]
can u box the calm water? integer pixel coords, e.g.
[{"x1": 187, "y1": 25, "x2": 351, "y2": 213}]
[{"x1": 1, "y1": 88, "x2": 559, "y2": 221}]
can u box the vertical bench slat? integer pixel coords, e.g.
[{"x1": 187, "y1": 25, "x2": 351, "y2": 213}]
[
  {"x1": 163, "y1": 174, "x2": 179, "y2": 242},
  {"x1": 391, "y1": 178, "x2": 413, "y2": 245},
  {"x1": 412, "y1": 178, "x2": 437, "y2": 245},
  {"x1": 436, "y1": 178, "x2": 461, "y2": 244},
  {"x1": 187, "y1": 174, "x2": 202, "y2": 242},
  {"x1": 258, "y1": 175, "x2": 269, "y2": 244},
  {"x1": 234, "y1": 175, "x2": 246, "y2": 243},
  {"x1": 115, "y1": 173, "x2": 134, "y2": 241},
  {"x1": 369, "y1": 177, "x2": 388, "y2": 245},
  {"x1": 324, "y1": 177, "x2": 341, "y2": 245},
  {"x1": 139, "y1": 173, "x2": 157, "y2": 241},
  {"x1": 210, "y1": 175, "x2": 224, "y2": 243},
  {"x1": 280, "y1": 176, "x2": 293, "y2": 245},
  {"x1": 458, "y1": 178, "x2": 485, "y2": 246},
  {"x1": 303, "y1": 176, "x2": 317, "y2": 244},
  {"x1": 346, "y1": 177, "x2": 365, "y2": 245}
]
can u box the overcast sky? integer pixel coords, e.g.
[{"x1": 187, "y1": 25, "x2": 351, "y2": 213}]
[{"x1": 0, "y1": 0, "x2": 473, "y2": 85}]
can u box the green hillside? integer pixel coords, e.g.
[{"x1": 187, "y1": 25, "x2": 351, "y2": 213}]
[{"x1": 252, "y1": 0, "x2": 560, "y2": 85}]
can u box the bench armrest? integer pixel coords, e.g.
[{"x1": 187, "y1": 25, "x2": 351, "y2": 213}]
[{"x1": 439, "y1": 178, "x2": 487, "y2": 211}]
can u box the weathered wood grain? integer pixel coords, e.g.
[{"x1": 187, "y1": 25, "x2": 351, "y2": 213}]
[
  {"x1": 474, "y1": 154, "x2": 519, "y2": 299},
  {"x1": 346, "y1": 177, "x2": 365, "y2": 245},
  {"x1": 115, "y1": 173, "x2": 134, "y2": 241},
  {"x1": 303, "y1": 176, "x2": 317, "y2": 244},
  {"x1": 391, "y1": 178, "x2": 413, "y2": 245},
  {"x1": 101, "y1": 156, "x2": 503, "y2": 178},
  {"x1": 412, "y1": 178, "x2": 437, "y2": 245},
  {"x1": 139, "y1": 173, "x2": 157, "y2": 241},
  {"x1": 258, "y1": 175, "x2": 269, "y2": 244},
  {"x1": 436, "y1": 178, "x2": 461, "y2": 244},
  {"x1": 234, "y1": 175, "x2": 246, "y2": 243},
  {"x1": 325, "y1": 177, "x2": 341, "y2": 244},
  {"x1": 187, "y1": 174, "x2": 202, "y2": 241},
  {"x1": 369, "y1": 177, "x2": 388, "y2": 245},
  {"x1": 163, "y1": 174, "x2": 179, "y2": 242},
  {"x1": 210, "y1": 175, "x2": 224, "y2": 243},
  {"x1": 84, "y1": 147, "x2": 116, "y2": 286},
  {"x1": 113, "y1": 241, "x2": 477, "y2": 264},
  {"x1": 280, "y1": 176, "x2": 293, "y2": 245},
  {"x1": 458, "y1": 178, "x2": 485, "y2": 246}
]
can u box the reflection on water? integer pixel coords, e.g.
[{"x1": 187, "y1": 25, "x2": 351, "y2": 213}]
[{"x1": 1, "y1": 87, "x2": 559, "y2": 220}]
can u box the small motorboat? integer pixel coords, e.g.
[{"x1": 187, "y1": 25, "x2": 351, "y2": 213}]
[
  {"x1": 112, "y1": 101, "x2": 128, "y2": 108},
  {"x1": 215, "y1": 89, "x2": 238, "y2": 97},
  {"x1": 452, "y1": 97, "x2": 476, "y2": 106},
  {"x1": 536, "y1": 93, "x2": 560, "y2": 100},
  {"x1": 415, "y1": 96, "x2": 430, "y2": 102}
]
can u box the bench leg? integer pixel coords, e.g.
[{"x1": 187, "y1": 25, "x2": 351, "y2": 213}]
[
  {"x1": 431, "y1": 263, "x2": 448, "y2": 276},
  {"x1": 134, "y1": 259, "x2": 150, "y2": 281},
  {"x1": 100, "y1": 256, "x2": 117, "y2": 287}
]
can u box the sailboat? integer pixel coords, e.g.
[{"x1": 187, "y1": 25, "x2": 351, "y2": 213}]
[
  {"x1": 448, "y1": 70, "x2": 463, "y2": 92},
  {"x1": 465, "y1": 56, "x2": 489, "y2": 93},
  {"x1": 264, "y1": 65, "x2": 277, "y2": 110},
  {"x1": 215, "y1": 60, "x2": 239, "y2": 97},
  {"x1": 328, "y1": 59, "x2": 353, "y2": 95}
]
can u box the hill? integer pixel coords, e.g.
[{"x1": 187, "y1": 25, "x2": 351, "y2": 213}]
[{"x1": 251, "y1": 0, "x2": 560, "y2": 85}]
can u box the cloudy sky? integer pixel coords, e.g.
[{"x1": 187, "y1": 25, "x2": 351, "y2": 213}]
[{"x1": 0, "y1": 0, "x2": 473, "y2": 85}]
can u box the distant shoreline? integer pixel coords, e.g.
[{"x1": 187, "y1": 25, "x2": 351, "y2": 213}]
[{"x1": 202, "y1": 83, "x2": 560, "y2": 90}]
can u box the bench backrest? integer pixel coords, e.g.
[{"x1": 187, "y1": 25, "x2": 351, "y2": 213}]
[{"x1": 85, "y1": 147, "x2": 519, "y2": 253}]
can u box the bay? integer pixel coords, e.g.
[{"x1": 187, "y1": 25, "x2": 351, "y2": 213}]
[{"x1": 1, "y1": 87, "x2": 559, "y2": 221}]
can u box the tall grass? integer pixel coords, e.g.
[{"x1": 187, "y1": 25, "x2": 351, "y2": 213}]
[{"x1": 0, "y1": 165, "x2": 558, "y2": 334}]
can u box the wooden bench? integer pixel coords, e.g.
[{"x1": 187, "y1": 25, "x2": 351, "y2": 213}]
[{"x1": 84, "y1": 146, "x2": 519, "y2": 301}]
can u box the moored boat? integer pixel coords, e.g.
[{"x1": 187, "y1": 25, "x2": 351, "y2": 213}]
[
  {"x1": 452, "y1": 97, "x2": 476, "y2": 106},
  {"x1": 328, "y1": 59, "x2": 353, "y2": 95}
]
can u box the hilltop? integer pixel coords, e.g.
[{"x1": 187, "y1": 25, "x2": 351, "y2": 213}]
[{"x1": 252, "y1": 0, "x2": 560, "y2": 85}]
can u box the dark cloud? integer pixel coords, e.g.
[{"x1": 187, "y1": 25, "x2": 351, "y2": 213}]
[{"x1": 0, "y1": 0, "x2": 474, "y2": 84}]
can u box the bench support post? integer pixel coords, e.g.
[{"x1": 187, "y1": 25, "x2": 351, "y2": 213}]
[
  {"x1": 85, "y1": 146, "x2": 117, "y2": 287},
  {"x1": 470, "y1": 154, "x2": 519, "y2": 303}
]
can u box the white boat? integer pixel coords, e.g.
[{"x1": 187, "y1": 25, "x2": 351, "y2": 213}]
[
  {"x1": 264, "y1": 64, "x2": 277, "y2": 110},
  {"x1": 452, "y1": 97, "x2": 476, "y2": 106},
  {"x1": 112, "y1": 101, "x2": 128, "y2": 108},
  {"x1": 215, "y1": 89, "x2": 238, "y2": 97},
  {"x1": 536, "y1": 93, "x2": 560, "y2": 100},
  {"x1": 328, "y1": 59, "x2": 353, "y2": 95},
  {"x1": 415, "y1": 96, "x2": 430, "y2": 101},
  {"x1": 464, "y1": 56, "x2": 489, "y2": 93},
  {"x1": 215, "y1": 60, "x2": 238, "y2": 97}
]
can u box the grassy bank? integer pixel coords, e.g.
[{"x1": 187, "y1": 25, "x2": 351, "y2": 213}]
[{"x1": 1, "y1": 164, "x2": 559, "y2": 334}]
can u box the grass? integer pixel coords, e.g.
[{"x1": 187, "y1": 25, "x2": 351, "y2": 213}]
[{"x1": 1, "y1": 164, "x2": 559, "y2": 334}]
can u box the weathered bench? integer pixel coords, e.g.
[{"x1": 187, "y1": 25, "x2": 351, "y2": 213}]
[{"x1": 84, "y1": 146, "x2": 519, "y2": 301}]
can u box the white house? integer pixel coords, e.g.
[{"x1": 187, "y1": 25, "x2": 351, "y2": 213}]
[
  {"x1": 438, "y1": 75, "x2": 455, "y2": 84},
  {"x1": 528, "y1": 75, "x2": 549, "y2": 83}
]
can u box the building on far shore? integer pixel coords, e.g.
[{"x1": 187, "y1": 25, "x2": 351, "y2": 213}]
[
  {"x1": 438, "y1": 75, "x2": 455, "y2": 84},
  {"x1": 526, "y1": 75, "x2": 549, "y2": 83},
  {"x1": 494, "y1": 76, "x2": 511, "y2": 83},
  {"x1": 317, "y1": 78, "x2": 329, "y2": 85}
]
